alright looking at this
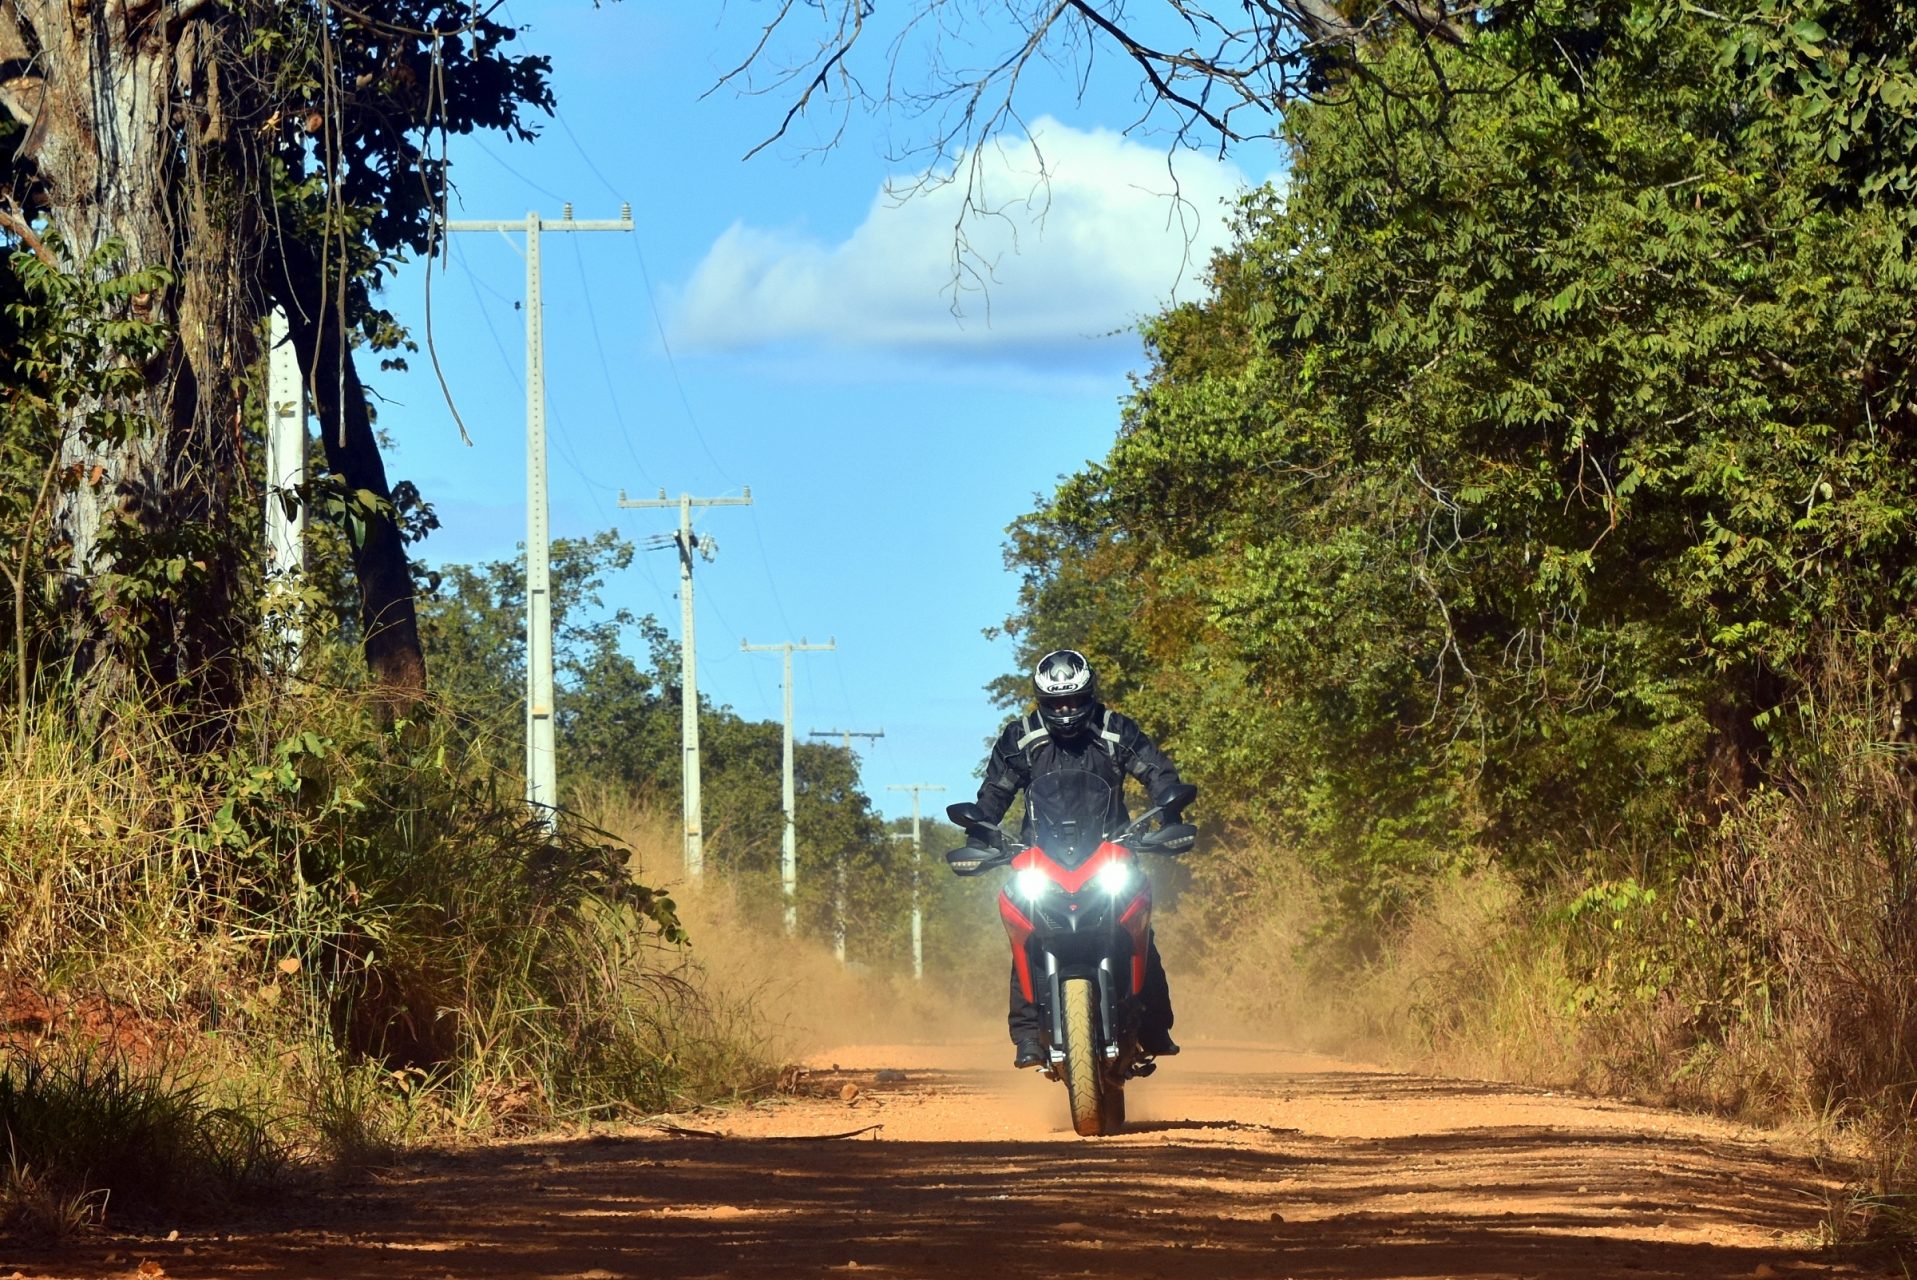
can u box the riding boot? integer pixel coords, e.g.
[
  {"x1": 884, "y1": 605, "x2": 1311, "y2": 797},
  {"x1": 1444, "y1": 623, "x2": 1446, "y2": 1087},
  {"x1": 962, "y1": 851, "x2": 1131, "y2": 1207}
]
[
  {"x1": 1007, "y1": 958, "x2": 1041, "y2": 1043},
  {"x1": 1139, "y1": 935, "x2": 1178, "y2": 1055}
]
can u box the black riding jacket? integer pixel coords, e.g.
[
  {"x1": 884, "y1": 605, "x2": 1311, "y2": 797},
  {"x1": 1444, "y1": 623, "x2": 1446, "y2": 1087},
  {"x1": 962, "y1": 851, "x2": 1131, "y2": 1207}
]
[{"x1": 974, "y1": 704, "x2": 1183, "y2": 831}]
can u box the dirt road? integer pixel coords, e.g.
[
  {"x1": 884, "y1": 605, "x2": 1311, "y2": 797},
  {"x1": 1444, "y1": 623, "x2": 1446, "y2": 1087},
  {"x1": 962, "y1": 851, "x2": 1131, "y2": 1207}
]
[{"x1": 4, "y1": 1039, "x2": 1888, "y2": 1279}]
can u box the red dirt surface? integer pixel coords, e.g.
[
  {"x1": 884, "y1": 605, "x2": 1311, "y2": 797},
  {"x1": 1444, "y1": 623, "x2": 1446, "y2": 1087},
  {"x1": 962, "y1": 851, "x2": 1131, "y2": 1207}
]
[
  {"x1": 0, "y1": 983, "x2": 182, "y2": 1064},
  {"x1": 1, "y1": 1039, "x2": 1890, "y2": 1279}
]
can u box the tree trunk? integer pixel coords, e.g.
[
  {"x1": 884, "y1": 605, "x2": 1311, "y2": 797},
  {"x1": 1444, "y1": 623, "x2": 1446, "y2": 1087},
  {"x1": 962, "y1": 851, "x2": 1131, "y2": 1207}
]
[
  {"x1": 3, "y1": 0, "x2": 252, "y2": 710},
  {"x1": 2, "y1": 1, "x2": 427, "y2": 709},
  {"x1": 271, "y1": 236, "x2": 429, "y2": 704}
]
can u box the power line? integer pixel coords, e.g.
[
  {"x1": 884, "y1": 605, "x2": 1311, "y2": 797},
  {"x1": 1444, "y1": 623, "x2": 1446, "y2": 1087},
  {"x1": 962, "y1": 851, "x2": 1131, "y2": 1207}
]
[
  {"x1": 547, "y1": 103, "x2": 733, "y2": 484},
  {"x1": 469, "y1": 135, "x2": 567, "y2": 203},
  {"x1": 547, "y1": 104, "x2": 804, "y2": 690},
  {"x1": 566, "y1": 233, "x2": 655, "y2": 489}
]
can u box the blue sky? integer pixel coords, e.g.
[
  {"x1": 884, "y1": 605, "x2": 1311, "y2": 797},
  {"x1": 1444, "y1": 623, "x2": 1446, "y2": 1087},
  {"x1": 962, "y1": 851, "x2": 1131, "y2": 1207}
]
[{"x1": 365, "y1": 2, "x2": 1278, "y2": 818}]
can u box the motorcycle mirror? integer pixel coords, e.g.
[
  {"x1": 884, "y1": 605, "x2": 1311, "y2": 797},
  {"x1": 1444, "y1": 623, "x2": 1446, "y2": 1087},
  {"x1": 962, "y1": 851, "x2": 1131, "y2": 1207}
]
[
  {"x1": 945, "y1": 801, "x2": 1011, "y2": 851},
  {"x1": 945, "y1": 801, "x2": 989, "y2": 827},
  {"x1": 1154, "y1": 782, "x2": 1199, "y2": 816},
  {"x1": 1138, "y1": 822, "x2": 1198, "y2": 855}
]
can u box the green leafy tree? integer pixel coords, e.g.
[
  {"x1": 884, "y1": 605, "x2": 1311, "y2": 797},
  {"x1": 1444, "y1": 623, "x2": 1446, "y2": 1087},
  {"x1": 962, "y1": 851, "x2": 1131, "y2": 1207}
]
[
  {"x1": 1002, "y1": 3, "x2": 1917, "y2": 930},
  {"x1": 416, "y1": 532, "x2": 909, "y2": 957},
  {"x1": 0, "y1": 3, "x2": 559, "y2": 705},
  {"x1": 416, "y1": 530, "x2": 675, "y2": 782}
]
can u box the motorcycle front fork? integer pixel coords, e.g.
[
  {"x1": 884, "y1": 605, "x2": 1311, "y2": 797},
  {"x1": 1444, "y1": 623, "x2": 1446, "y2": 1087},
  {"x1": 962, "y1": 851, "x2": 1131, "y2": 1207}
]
[{"x1": 1040, "y1": 952, "x2": 1135, "y2": 1072}]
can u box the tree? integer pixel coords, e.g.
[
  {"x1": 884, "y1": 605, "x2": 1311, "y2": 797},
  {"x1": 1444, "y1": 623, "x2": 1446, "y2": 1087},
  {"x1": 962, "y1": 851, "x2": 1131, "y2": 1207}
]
[
  {"x1": 999, "y1": 5, "x2": 1917, "y2": 925},
  {"x1": 416, "y1": 530, "x2": 676, "y2": 782},
  {"x1": 0, "y1": 3, "x2": 554, "y2": 705},
  {"x1": 415, "y1": 529, "x2": 903, "y2": 951}
]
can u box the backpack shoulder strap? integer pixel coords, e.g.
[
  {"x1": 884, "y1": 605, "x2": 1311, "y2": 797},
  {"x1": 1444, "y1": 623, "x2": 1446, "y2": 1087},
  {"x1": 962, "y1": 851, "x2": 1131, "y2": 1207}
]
[{"x1": 1015, "y1": 710, "x2": 1048, "y2": 761}]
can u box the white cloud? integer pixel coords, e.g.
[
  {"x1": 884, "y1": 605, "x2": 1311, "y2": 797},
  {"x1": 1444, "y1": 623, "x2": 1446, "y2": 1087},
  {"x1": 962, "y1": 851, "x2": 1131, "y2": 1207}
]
[{"x1": 674, "y1": 118, "x2": 1260, "y2": 367}]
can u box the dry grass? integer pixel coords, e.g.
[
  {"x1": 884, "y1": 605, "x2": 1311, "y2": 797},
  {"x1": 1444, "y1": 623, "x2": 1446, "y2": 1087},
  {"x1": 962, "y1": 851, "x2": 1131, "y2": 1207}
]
[
  {"x1": 1166, "y1": 715, "x2": 1917, "y2": 1244},
  {"x1": 0, "y1": 685, "x2": 777, "y2": 1239}
]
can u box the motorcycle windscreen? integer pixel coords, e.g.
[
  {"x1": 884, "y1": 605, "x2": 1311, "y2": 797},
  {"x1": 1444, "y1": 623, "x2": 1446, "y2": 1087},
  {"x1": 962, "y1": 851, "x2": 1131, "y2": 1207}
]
[{"x1": 1025, "y1": 771, "x2": 1117, "y2": 869}]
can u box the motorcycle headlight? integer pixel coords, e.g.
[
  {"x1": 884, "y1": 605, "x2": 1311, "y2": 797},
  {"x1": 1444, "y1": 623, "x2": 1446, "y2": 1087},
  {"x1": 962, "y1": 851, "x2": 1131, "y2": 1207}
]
[
  {"x1": 1095, "y1": 860, "x2": 1136, "y2": 896},
  {"x1": 1013, "y1": 866, "x2": 1053, "y2": 902}
]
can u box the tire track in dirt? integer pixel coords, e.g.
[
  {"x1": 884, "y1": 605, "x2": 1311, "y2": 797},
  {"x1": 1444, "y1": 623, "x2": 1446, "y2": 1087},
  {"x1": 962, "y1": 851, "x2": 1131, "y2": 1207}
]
[{"x1": 2, "y1": 1041, "x2": 1885, "y2": 1279}]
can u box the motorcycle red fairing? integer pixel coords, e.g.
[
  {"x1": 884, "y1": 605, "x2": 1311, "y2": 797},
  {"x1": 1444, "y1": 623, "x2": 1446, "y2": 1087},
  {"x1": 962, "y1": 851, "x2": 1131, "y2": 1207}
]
[{"x1": 998, "y1": 841, "x2": 1152, "y2": 1005}]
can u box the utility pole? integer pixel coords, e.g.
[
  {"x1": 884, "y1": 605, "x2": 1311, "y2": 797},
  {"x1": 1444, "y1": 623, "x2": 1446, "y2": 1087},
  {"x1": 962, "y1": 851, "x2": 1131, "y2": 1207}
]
[
  {"x1": 887, "y1": 783, "x2": 947, "y2": 981},
  {"x1": 811, "y1": 728, "x2": 884, "y2": 962},
  {"x1": 620, "y1": 487, "x2": 753, "y2": 878},
  {"x1": 742, "y1": 637, "x2": 836, "y2": 933},
  {"x1": 264, "y1": 307, "x2": 308, "y2": 657},
  {"x1": 444, "y1": 204, "x2": 633, "y2": 824}
]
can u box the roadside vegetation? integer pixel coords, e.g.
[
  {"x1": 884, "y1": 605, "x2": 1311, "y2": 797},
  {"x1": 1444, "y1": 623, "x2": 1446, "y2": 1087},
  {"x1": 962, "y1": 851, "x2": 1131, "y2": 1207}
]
[
  {"x1": 0, "y1": 674, "x2": 739, "y2": 1236},
  {"x1": 0, "y1": 522, "x2": 960, "y2": 1239},
  {"x1": 0, "y1": 2, "x2": 963, "y2": 1244},
  {"x1": 1000, "y1": 1, "x2": 1917, "y2": 1241}
]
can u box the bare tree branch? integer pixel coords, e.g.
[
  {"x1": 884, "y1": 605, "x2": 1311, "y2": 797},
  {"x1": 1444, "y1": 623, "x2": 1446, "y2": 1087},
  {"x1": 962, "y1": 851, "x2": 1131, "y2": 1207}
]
[
  {"x1": 715, "y1": 2, "x2": 1478, "y2": 311},
  {"x1": 0, "y1": 205, "x2": 57, "y2": 267},
  {"x1": 1065, "y1": 1, "x2": 1238, "y2": 141},
  {"x1": 743, "y1": 37, "x2": 858, "y2": 162}
]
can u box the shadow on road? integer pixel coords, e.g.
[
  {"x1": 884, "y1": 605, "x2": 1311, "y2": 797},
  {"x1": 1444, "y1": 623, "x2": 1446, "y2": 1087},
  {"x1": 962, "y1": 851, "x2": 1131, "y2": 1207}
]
[{"x1": 6, "y1": 1065, "x2": 1882, "y2": 1280}]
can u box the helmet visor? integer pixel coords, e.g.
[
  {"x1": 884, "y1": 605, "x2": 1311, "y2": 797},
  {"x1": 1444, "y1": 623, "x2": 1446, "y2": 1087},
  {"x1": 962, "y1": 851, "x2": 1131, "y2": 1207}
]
[{"x1": 1038, "y1": 693, "x2": 1095, "y2": 736}]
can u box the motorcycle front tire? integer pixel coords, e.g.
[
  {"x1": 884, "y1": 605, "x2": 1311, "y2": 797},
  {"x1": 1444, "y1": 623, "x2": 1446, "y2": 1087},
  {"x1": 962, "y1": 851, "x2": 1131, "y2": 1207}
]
[{"x1": 1061, "y1": 977, "x2": 1103, "y2": 1136}]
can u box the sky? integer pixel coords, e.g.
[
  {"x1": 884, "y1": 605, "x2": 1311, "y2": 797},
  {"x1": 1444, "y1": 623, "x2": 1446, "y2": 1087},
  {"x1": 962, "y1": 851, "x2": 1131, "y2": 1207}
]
[{"x1": 364, "y1": 2, "x2": 1280, "y2": 821}]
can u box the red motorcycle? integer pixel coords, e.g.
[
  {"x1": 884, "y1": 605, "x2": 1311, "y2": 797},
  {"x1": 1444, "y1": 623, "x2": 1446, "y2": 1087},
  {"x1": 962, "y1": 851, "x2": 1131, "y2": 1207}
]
[{"x1": 946, "y1": 773, "x2": 1196, "y2": 1136}]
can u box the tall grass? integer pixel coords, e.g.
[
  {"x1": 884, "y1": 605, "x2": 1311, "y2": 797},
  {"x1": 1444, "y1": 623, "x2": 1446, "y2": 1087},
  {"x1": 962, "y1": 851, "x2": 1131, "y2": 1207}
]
[
  {"x1": 0, "y1": 1054, "x2": 282, "y2": 1237},
  {"x1": 0, "y1": 679, "x2": 772, "y2": 1237},
  {"x1": 1176, "y1": 659, "x2": 1917, "y2": 1240}
]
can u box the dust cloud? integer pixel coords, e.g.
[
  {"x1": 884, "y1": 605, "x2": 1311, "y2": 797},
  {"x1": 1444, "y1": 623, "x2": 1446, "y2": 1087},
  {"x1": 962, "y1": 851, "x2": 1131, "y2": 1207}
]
[{"x1": 593, "y1": 798, "x2": 1006, "y2": 1064}]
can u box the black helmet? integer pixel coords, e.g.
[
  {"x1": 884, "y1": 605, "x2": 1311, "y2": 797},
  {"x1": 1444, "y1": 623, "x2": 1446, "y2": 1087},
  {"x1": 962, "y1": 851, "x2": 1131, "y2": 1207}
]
[{"x1": 1033, "y1": 649, "x2": 1098, "y2": 739}]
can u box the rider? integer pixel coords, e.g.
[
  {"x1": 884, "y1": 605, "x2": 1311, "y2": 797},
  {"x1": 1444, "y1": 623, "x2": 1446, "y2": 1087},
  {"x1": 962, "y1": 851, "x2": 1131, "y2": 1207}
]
[{"x1": 973, "y1": 648, "x2": 1188, "y2": 1069}]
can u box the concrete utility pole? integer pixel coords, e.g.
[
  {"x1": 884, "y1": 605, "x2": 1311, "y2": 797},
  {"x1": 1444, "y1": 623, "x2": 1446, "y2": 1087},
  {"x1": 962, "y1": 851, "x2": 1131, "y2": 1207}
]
[
  {"x1": 620, "y1": 487, "x2": 753, "y2": 878},
  {"x1": 811, "y1": 728, "x2": 884, "y2": 962},
  {"x1": 444, "y1": 204, "x2": 633, "y2": 823},
  {"x1": 887, "y1": 783, "x2": 947, "y2": 981},
  {"x1": 264, "y1": 308, "x2": 309, "y2": 656},
  {"x1": 742, "y1": 637, "x2": 836, "y2": 933}
]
